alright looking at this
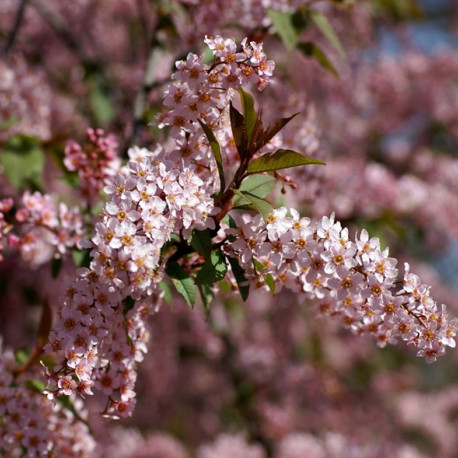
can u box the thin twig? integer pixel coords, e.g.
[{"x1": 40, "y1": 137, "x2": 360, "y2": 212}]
[{"x1": 3, "y1": 0, "x2": 30, "y2": 57}]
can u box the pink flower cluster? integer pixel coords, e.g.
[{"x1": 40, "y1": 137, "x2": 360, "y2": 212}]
[
  {"x1": 1, "y1": 191, "x2": 84, "y2": 267},
  {"x1": 0, "y1": 57, "x2": 51, "y2": 142},
  {"x1": 64, "y1": 128, "x2": 120, "y2": 205},
  {"x1": 158, "y1": 35, "x2": 275, "y2": 168},
  {"x1": 225, "y1": 209, "x2": 457, "y2": 362},
  {"x1": 45, "y1": 146, "x2": 216, "y2": 416},
  {"x1": 0, "y1": 339, "x2": 95, "y2": 457}
]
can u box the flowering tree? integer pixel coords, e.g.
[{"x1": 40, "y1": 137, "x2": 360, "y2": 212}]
[{"x1": 1, "y1": 0, "x2": 458, "y2": 456}]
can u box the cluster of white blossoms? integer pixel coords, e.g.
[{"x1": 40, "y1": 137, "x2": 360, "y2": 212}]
[
  {"x1": 0, "y1": 339, "x2": 95, "y2": 457},
  {"x1": 159, "y1": 35, "x2": 275, "y2": 168},
  {"x1": 4, "y1": 191, "x2": 84, "y2": 267},
  {"x1": 224, "y1": 209, "x2": 457, "y2": 362},
  {"x1": 44, "y1": 34, "x2": 275, "y2": 417},
  {"x1": 44, "y1": 146, "x2": 217, "y2": 417}
]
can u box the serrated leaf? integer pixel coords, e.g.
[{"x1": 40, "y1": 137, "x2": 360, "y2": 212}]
[
  {"x1": 298, "y1": 42, "x2": 338, "y2": 77},
  {"x1": 232, "y1": 189, "x2": 273, "y2": 220},
  {"x1": 195, "y1": 250, "x2": 228, "y2": 285},
  {"x1": 1, "y1": 135, "x2": 44, "y2": 190},
  {"x1": 198, "y1": 119, "x2": 225, "y2": 196},
  {"x1": 228, "y1": 256, "x2": 250, "y2": 301},
  {"x1": 166, "y1": 262, "x2": 196, "y2": 308},
  {"x1": 229, "y1": 102, "x2": 248, "y2": 159},
  {"x1": 198, "y1": 283, "x2": 214, "y2": 318},
  {"x1": 267, "y1": 9, "x2": 298, "y2": 50},
  {"x1": 258, "y1": 113, "x2": 300, "y2": 151},
  {"x1": 247, "y1": 149, "x2": 325, "y2": 174},
  {"x1": 233, "y1": 174, "x2": 276, "y2": 207},
  {"x1": 238, "y1": 89, "x2": 257, "y2": 144},
  {"x1": 309, "y1": 11, "x2": 345, "y2": 59},
  {"x1": 190, "y1": 229, "x2": 212, "y2": 257}
]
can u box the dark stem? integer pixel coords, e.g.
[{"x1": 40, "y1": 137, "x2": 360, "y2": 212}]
[{"x1": 3, "y1": 0, "x2": 30, "y2": 57}]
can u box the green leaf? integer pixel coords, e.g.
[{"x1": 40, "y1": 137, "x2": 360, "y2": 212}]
[
  {"x1": 267, "y1": 10, "x2": 298, "y2": 50},
  {"x1": 60, "y1": 172, "x2": 80, "y2": 189},
  {"x1": 221, "y1": 214, "x2": 238, "y2": 229},
  {"x1": 227, "y1": 256, "x2": 250, "y2": 301},
  {"x1": 198, "y1": 283, "x2": 214, "y2": 318},
  {"x1": 122, "y1": 295, "x2": 136, "y2": 316},
  {"x1": 89, "y1": 76, "x2": 114, "y2": 126},
  {"x1": 159, "y1": 281, "x2": 173, "y2": 307},
  {"x1": 0, "y1": 116, "x2": 19, "y2": 131},
  {"x1": 298, "y1": 42, "x2": 338, "y2": 77},
  {"x1": 238, "y1": 89, "x2": 257, "y2": 144},
  {"x1": 232, "y1": 189, "x2": 273, "y2": 221},
  {"x1": 1, "y1": 135, "x2": 44, "y2": 190},
  {"x1": 72, "y1": 249, "x2": 91, "y2": 268},
  {"x1": 309, "y1": 11, "x2": 345, "y2": 59},
  {"x1": 166, "y1": 262, "x2": 196, "y2": 308},
  {"x1": 195, "y1": 250, "x2": 228, "y2": 285},
  {"x1": 51, "y1": 258, "x2": 63, "y2": 279},
  {"x1": 37, "y1": 299, "x2": 52, "y2": 346},
  {"x1": 248, "y1": 111, "x2": 265, "y2": 153},
  {"x1": 14, "y1": 348, "x2": 30, "y2": 365},
  {"x1": 229, "y1": 102, "x2": 248, "y2": 159},
  {"x1": 257, "y1": 113, "x2": 300, "y2": 151},
  {"x1": 198, "y1": 119, "x2": 225, "y2": 196},
  {"x1": 233, "y1": 174, "x2": 276, "y2": 207},
  {"x1": 57, "y1": 395, "x2": 90, "y2": 428},
  {"x1": 252, "y1": 259, "x2": 275, "y2": 295},
  {"x1": 190, "y1": 229, "x2": 212, "y2": 258},
  {"x1": 264, "y1": 273, "x2": 276, "y2": 295},
  {"x1": 247, "y1": 149, "x2": 325, "y2": 174},
  {"x1": 24, "y1": 380, "x2": 45, "y2": 394}
]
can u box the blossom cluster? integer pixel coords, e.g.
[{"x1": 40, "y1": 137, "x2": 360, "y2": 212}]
[
  {"x1": 158, "y1": 35, "x2": 275, "y2": 169},
  {"x1": 64, "y1": 128, "x2": 121, "y2": 206},
  {"x1": 224, "y1": 209, "x2": 457, "y2": 362},
  {"x1": 0, "y1": 58, "x2": 51, "y2": 142},
  {"x1": 44, "y1": 146, "x2": 216, "y2": 417},
  {"x1": 1, "y1": 191, "x2": 84, "y2": 267},
  {"x1": 0, "y1": 339, "x2": 95, "y2": 457}
]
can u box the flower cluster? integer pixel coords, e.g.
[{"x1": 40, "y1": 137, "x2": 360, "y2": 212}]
[
  {"x1": 225, "y1": 209, "x2": 457, "y2": 362},
  {"x1": 64, "y1": 128, "x2": 121, "y2": 206},
  {"x1": 45, "y1": 146, "x2": 216, "y2": 416},
  {"x1": 0, "y1": 339, "x2": 95, "y2": 457},
  {"x1": 0, "y1": 57, "x2": 51, "y2": 142},
  {"x1": 158, "y1": 35, "x2": 275, "y2": 169},
  {"x1": 1, "y1": 191, "x2": 84, "y2": 267}
]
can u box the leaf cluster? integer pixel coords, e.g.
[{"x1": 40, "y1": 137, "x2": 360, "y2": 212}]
[{"x1": 268, "y1": 6, "x2": 346, "y2": 77}]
